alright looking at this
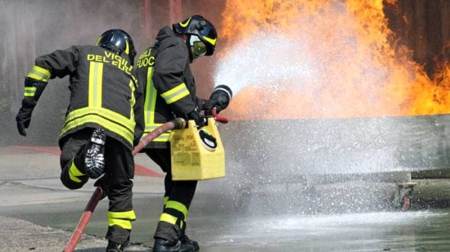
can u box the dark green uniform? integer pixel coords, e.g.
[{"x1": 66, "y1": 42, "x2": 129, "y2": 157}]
[
  {"x1": 134, "y1": 27, "x2": 201, "y2": 237},
  {"x1": 24, "y1": 45, "x2": 137, "y2": 244}
]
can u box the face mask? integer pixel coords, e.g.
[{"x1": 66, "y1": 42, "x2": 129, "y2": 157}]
[{"x1": 189, "y1": 35, "x2": 207, "y2": 59}]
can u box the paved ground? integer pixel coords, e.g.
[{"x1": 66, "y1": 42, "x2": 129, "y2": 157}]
[
  {"x1": 0, "y1": 146, "x2": 161, "y2": 251},
  {"x1": 0, "y1": 216, "x2": 107, "y2": 252},
  {"x1": 2, "y1": 145, "x2": 450, "y2": 251}
]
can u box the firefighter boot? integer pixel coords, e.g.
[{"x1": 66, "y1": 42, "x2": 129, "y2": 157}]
[
  {"x1": 84, "y1": 128, "x2": 106, "y2": 178},
  {"x1": 180, "y1": 234, "x2": 199, "y2": 252},
  {"x1": 106, "y1": 227, "x2": 131, "y2": 252},
  {"x1": 152, "y1": 222, "x2": 182, "y2": 252},
  {"x1": 180, "y1": 221, "x2": 199, "y2": 252},
  {"x1": 106, "y1": 239, "x2": 129, "y2": 252}
]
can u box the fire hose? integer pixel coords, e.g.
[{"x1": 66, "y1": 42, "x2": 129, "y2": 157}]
[{"x1": 64, "y1": 112, "x2": 227, "y2": 252}]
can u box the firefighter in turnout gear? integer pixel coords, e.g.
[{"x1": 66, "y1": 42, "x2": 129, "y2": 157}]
[
  {"x1": 134, "y1": 15, "x2": 231, "y2": 252},
  {"x1": 15, "y1": 29, "x2": 138, "y2": 252}
]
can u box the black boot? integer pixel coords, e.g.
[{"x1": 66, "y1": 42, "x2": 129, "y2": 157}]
[
  {"x1": 153, "y1": 222, "x2": 182, "y2": 252},
  {"x1": 106, "y1": 239, "x2": 129, "y2": 252},
  {"x1": 180, "y1": 234, "x2": 199, "y2": 252},
  {"x1": 153, "y1": 238, "x2": 182, "y2": 252},
  {"x1": 84, "y1": 128, "x2": 106, "y2": 178}
]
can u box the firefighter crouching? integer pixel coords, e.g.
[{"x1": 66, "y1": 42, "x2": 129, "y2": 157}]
[
  {"x1": 15, "y1": 29, "x2": 139, "y2": 252},
  {"x1": 134, "y1": 15, "x2": 232, "y2": 252}
]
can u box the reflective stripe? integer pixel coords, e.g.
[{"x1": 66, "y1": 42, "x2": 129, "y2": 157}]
[
  {"x1": 26, "y1": 65, "x2": 50, "y2": 82},
  {"x1": 179, "y1": 17, "x2": 191, "y2": 28},
  {"x1": 165, "y1": 200, "x2": 189, "y2": 220},
  {"x1": 61, "y1": 108, "x2": 135, "y2": 145},
  {"x1": 144, "y1": 67, "x2": 156, "y2": 127},
  {"x1": 108, "y1": 210, "x2": 136, "y2": 220},
  {"x1": 68, "y1": 161, "x2": 85, "y2": 183},
  {"x1": 163, "y1": 196, "x2": 169, "y2": 206},
  {"x1": 160, "y1": 213, "x2": 178, "y2": 225},
  {"x1": 65, "y1": 107, "x2": 134, "y2": 131},
  {"x1": 62, "y1": 114, "x2": 134, "y2": 146},
  {"x1": 142, "y1": 67, "x2": 171, "y2": 143},
  {"x1": 24, "y1": 87, "x2": 37, "y2": 97},
  {"x1": 161, "y1": 83, "x2": 190, "y2": 104},
  {"x1": 107, "y1": 210, "x2": 136, "y2": 230},
  {"x1": 125, "y1": 40, "x2": 130, "y2": 55},
  {"x1": 129, "y1": 79, "x2": 136, "y2": 123},
  {"x1": 88, "y1": 62, "x2": 103, "y2": 108},
  {"x1": 203, "y1": 36, "x2": 217, "y2": 46},
  {"x1": 109, "y1": 219, "x2": 132, "y2": 229}
]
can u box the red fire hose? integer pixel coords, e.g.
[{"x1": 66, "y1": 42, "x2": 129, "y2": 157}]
[
  {"x1": 64, "y1": 186, "x2": 104, "y2": 252},
  {"x1": 64, "y1": 112, "x2": 227, "y2": 251}
]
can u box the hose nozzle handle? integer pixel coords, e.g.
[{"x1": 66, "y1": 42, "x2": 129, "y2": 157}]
[{"x1": 212, "y1": 107, "x2": 229, "y2": 124}]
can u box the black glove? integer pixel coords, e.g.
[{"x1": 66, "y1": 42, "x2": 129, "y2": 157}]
[
  {"x1": 16, "y1": 102, "x2": 34, "y2": 136},
  {"x1": 187, "y1": 108, "x2": 207, "y2": 128},
  {"x1": 204, "y1": 85, "x2": 233, "y2": 114}
]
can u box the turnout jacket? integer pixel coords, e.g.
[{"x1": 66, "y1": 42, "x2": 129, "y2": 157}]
[
  {"x1": 24, "y1": 45, "x2": 138, "y2": 149},
  {"x1": 135, "y1": 27, "x2": 202, "y2": 148}
]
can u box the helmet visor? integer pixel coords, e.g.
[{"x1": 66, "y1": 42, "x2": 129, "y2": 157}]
[{"x1": 189, "y1": 35, "x2": 207, "y2": 59}]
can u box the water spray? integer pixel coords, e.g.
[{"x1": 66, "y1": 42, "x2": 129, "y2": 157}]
[{"x1": 213, "y1": 33, "x2": 317, "y2": 95}]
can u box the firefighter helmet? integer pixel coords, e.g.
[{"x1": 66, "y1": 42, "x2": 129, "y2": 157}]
[
  {"x1": 97, "y1": 29, "x2": 137, "y2": 64},
  {"x1": 173, "y1": 15, "x2": 217, "y2": 56}
]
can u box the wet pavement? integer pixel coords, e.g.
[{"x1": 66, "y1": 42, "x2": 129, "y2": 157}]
[{"x1": 2, "y1": 146, "x2": 450, "y2": 251}]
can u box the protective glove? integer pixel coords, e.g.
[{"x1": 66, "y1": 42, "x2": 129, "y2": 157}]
[
  {"x1": 204, "y1": 85, "x2": 233, "y2": 114},
  {"x1": 15, "y1": 100, "x2": 36, "y2": 136},
  {"x1": 187, "y1": 107, "x2": 207, "y2": 128}
]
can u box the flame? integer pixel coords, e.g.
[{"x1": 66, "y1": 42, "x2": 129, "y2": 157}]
[{"x1": 217, "y1": 0, "x2": 450, "y2": 120}]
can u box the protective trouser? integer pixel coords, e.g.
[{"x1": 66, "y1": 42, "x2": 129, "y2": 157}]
[
  {"x1": 60, "y1": 128, "x2": 135, "y2": 244},
  {"x1": 145, "y1": 148, "x2": 197, "y2": 237}
]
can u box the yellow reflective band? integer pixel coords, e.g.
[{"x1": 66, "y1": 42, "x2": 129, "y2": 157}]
[
  {"x1": 24, "y1": 87, "x2": 37, "y2": 92},
  {"x1": 179, "y1": 17, "x2": 191, "y2": 28},
  {"x1": 165, "y1": 200, "x2": 189, "y2": 220},
  {"x1": 65, "y1": 107, "x2": 135, "y2": 133},
  {"x1": 107, "y1": 210, "x2": 136, "y2": 220},
  {"x1": 125, "y1": 40, "x2": 130, "y2": 55},
  {"x1": 107, "y1": 210, "x2": 136, "y2": 230},
  {"x1": 161, "y1": 83, "x2": 190, "y2": 104},
  {"x1": 160, "y1": 213, "x2": 178, "y2": 225},
  {"x1": 129, "y1": 79, "x2": 136, "y2": 121},
  {"x1": 203, "y1": 36, "x2": 217, "y2": 46},
  {"x1": 68, "y1": 161, "x2": 85, "y2": 183},
  {"x1": 88, "y1": 62, "x2": 104, "y2": 108},
  {"x1": 108, "y1": 219, "x2": 132, "y2": 230},
  {"x1": 144, "y1": 67, "x2": 157, "y2": 127},
  {"x1": 24, "y1": 87, "x2": 37, "y2": 97},
  {"x1": 163, "y1": 196, "x2": 169, "y2": 206},
  {"x1": 143, "y1": 66, "x2": 174, "y2": 143},
  {"x1": 26, "y1": 65, "x2": 51, "y2": 82},
  {"x1": 62, "y1": 114, "x2": 134, "y2": 146}
]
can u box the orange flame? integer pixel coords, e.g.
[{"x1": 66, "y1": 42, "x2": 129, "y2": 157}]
[{"x1": 218, "y1": 0, "x2": 450, "y2": 120}]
